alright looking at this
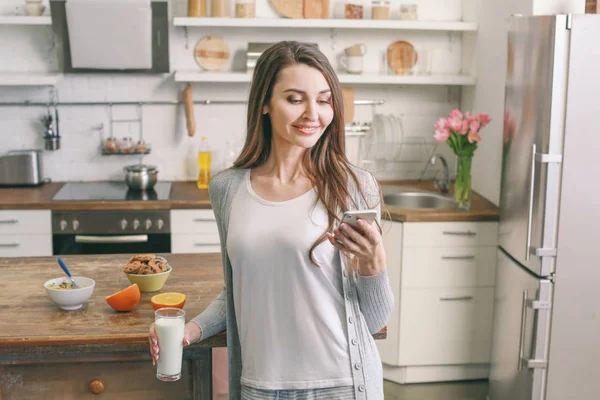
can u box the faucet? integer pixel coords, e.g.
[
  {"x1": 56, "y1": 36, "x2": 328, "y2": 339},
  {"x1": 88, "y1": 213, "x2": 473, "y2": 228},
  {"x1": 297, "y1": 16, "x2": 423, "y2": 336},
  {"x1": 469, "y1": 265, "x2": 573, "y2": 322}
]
[{"x1": 430, "y1": 154, "x2": 450, "y2": 194}]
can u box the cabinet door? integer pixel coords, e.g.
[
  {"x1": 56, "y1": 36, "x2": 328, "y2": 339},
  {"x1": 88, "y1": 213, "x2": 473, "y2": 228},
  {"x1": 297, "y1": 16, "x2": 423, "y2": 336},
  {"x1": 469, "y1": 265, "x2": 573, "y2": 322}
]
[
  {"x1": 171, "y1": 234, "x2": 221, "y2": 254},
  {"x1": 170, "y1": 210, "x2": 218, "y2": 234},
  {"x1": 0, "y1": 234, "x2": 52, "y2": 257},
  {"x1": 0, "y1": 210, "x2": 51, "y2": 235},
  {"x1": 403, "y1": 222, "x2": 498, "y2": 248},
  {"x1": 401, "y1": 246, "x2": 497, "y2": 288},
  {"x1": 376, "y1": 221, "x2": 402, "y2": 366},
  {"x1": 0, "y1": 361, "x2": 191, "y2": 399},
  {"x1": 399, "y1": 287, "x2": 494, "y2": 365}
]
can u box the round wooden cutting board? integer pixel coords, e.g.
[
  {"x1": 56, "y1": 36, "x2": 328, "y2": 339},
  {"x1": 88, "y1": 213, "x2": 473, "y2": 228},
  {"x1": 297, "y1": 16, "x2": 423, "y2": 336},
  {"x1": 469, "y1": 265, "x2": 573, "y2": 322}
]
[
  {"x1": 386, "y1": 41, "x2": 418, "y2": 74},
  {"x1": 194, "y1": 36, "x2": 230, "y2": 71},
  {"x1": 269, "y1": 0, "x2": 304, "y2": 18}
]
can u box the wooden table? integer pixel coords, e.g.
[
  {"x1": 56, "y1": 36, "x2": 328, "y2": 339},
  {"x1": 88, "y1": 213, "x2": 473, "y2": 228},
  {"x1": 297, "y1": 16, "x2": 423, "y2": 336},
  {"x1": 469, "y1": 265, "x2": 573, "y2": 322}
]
[{"x1": 0, "y1": 253, "x2": 225, "y2": 399}]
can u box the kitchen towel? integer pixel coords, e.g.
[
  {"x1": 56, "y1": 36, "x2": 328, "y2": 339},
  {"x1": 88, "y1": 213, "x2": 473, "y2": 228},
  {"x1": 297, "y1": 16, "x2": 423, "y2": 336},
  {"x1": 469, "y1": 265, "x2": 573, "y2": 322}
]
[{"x1": 65, "y1": 0, "x2": 152, "y2": 70}]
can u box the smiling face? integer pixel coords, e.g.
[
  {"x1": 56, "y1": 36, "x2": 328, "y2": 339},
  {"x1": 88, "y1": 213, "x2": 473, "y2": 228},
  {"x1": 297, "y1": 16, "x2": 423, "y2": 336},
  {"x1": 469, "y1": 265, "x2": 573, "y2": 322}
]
[{"x1": 262, "y1": 63, "x2": 334, "y2": 151}]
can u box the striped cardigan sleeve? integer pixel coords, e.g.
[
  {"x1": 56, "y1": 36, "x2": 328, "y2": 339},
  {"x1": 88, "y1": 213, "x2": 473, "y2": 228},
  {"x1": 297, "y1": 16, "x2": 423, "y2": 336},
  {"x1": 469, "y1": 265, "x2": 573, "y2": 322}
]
[{"x1": 354, "y1": 170, "x2": 395, "y2": 334}]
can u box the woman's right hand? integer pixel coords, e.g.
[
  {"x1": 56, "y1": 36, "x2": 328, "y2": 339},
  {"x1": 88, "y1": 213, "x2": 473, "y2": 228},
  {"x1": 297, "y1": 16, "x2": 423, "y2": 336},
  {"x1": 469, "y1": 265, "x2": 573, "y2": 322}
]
[{"x1": 149, "y1": 322, "x2": 202, "y2": 366}]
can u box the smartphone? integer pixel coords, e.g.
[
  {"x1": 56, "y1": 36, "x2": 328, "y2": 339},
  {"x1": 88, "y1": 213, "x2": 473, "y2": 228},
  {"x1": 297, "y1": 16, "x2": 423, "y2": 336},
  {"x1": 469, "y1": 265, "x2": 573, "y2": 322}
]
[{"x1": 340, "y1": 210, "x2": 377, "y2": 229}]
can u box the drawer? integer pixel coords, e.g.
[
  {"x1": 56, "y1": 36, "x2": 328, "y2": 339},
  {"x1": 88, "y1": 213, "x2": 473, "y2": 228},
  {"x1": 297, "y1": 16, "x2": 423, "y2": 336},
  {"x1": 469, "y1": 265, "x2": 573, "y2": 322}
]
[
  {"x1": 172, "y1": 233, "x2": 221, "y2": 254},
  {"x1": 0, "y1": 361, "x2": 191, "y2": 399},
  {"x1": 401, "y1": 246, "x2": 497, "y2": 288},
  {"x1": 403, "y1": 222, "x2": 498, "y2": 248},
  {"x1": 0, "y1": 210, "x2": 51, "y2": 235},
  {"x1": 170, "y1": 210, "x2": 218, "y2": 234},
  {"x1": 398, "y1": 287, "x2": 494, "y2": 366},
  {"x1": 0, "y1": 234, "x2": 52, "y2": 257}
]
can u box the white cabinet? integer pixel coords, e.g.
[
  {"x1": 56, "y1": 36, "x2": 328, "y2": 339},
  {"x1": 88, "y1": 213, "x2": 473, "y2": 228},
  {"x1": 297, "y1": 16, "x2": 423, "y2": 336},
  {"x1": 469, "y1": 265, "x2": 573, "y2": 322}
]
[
  {"x1": 170, "y1": 210, "x2": 221, "y2": 254},
  {"x1": 0, "y1": 210, "x2": 52, "y2": 257},
  {"x1": 378, "y1": 221, "x2": 498, "y2": 384}
]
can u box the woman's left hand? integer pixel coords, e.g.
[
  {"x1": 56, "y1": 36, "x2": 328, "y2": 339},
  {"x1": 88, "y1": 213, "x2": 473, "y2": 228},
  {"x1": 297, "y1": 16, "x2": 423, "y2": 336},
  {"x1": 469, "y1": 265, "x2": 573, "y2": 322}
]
[{"x1": 326, "y1": 219, "x2": 386, "y2": 276}]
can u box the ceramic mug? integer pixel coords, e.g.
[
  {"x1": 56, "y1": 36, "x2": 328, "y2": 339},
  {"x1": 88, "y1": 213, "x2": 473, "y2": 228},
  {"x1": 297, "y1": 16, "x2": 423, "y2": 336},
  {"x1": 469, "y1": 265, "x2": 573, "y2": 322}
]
[
  {"x1": 344, "y1": 43, "x2": 367, "y2": 57},
  {"x1": 340, "y1": 55, "x2": 364, "y2": 74},
  {"x1": 24, "y1": 3, "x2": 45, "y2": 16}
]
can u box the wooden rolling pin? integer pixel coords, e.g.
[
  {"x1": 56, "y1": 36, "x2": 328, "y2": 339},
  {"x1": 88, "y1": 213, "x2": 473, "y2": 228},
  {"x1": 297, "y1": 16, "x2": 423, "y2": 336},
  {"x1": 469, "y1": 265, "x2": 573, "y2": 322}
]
[{"x1": 182, "y1": 83, "x2": 196, "y2": 137}]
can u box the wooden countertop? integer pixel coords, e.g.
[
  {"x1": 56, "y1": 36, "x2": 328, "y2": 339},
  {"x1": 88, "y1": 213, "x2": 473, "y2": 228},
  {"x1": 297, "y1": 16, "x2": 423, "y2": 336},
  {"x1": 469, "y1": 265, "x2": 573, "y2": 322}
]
[
  {"x1": 0, "y1": 180, "x2": 498, "y2": 222},
  {"x1": 0, "y1": 182, "x2": 211, "y2": 211},
  {"x1": 0, "y1": 253, "x2": 225, "y2": 348},
  {"x1": 0, "y1": 253, "x2": 386, "y2": 349},
  {"x1": 380, "y1": 180, "x2": 499, "y2": 222}
]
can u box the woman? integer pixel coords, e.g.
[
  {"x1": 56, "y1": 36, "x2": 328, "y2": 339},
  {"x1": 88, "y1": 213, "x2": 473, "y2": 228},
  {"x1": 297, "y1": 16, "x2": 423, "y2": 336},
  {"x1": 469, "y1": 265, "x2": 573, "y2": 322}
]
[{"x1": 150, "y1": 41, "x2": 394, "y2": 400}]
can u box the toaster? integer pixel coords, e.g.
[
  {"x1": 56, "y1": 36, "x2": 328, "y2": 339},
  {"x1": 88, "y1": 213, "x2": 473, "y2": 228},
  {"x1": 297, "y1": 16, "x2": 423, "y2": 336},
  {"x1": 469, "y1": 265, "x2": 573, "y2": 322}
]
[{"x1": 0, "y1": 150, "x2": 45, "y2": 187}]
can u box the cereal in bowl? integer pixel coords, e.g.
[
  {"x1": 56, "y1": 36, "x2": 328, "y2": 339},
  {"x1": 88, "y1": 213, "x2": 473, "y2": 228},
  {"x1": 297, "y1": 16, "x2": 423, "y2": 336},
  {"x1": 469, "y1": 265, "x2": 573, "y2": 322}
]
[{"x1": 123, "y1": 254, "x2": 169, "y2": 275}]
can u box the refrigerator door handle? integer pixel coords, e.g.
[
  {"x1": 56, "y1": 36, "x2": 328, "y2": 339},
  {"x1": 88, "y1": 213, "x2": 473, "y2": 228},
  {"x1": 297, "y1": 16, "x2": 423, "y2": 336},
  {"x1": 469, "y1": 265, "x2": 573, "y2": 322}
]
[
  {"x1": 518, "y1": 289, "x2": 529, "y2": 371},
  {"x1": 525, "y1": 144, "x2": 536, "y2": 261}
]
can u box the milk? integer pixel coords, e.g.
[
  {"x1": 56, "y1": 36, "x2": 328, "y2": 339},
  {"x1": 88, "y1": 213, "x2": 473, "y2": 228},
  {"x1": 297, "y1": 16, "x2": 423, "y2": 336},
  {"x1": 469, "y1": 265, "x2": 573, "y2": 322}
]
[{"x1": 156, "y1": 317, "x2": 185, "y2": 379}]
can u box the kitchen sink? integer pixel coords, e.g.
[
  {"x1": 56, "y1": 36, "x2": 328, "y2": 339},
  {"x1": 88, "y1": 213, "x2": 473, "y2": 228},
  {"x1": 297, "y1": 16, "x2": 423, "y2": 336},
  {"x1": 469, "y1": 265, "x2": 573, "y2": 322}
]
[{"x1": 382, "y1": 188, "x2": 456, "y2": 210}]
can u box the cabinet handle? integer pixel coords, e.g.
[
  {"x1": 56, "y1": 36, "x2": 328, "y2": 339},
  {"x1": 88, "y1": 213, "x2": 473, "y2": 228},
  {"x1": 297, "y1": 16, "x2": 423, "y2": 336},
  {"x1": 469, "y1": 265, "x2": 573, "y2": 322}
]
[
  {"x1": 0, "y1": 219, "x2": 18, "y2": 224},
  {"x1": 442, "y1": 230, "x2": 476, "y2": 236},
  {"x1": 193, "y1": 218, "x2": 215, "y2": 222},
  {"x1": 525, "y1": 144, "x2": 536, "y2": 261},
  {"x1": 441, "y1": 255, "x2": 475, "y2": 260},
  {"x1": 0, "y1": 242, "x2": 19, "y2": 247},
  {"x1": 194, "y1": 242, "x2": 219, "y2": 246},
  {"x1": 439, "y1": 296, "x2": 473, "y2": 301},
  {"x1": 518, "y1": 289, "x2": 529, "y2": 371},
  {"x1": 88, "y1": 379, "x2": 105, "y2": 394}
]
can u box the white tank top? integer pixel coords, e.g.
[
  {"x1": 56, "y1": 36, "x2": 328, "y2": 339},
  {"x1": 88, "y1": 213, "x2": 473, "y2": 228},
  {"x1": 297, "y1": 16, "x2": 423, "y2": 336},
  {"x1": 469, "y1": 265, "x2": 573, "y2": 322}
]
[{"x1": 227, "y1": 170, "x2": 353, "y2": 390}]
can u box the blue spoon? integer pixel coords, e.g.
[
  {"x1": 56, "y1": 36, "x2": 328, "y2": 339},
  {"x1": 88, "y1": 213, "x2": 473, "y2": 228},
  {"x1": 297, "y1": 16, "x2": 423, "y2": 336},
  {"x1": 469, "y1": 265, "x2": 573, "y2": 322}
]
[{"x1": 57, "y1": 258, "x2": 78, "y2": 289}]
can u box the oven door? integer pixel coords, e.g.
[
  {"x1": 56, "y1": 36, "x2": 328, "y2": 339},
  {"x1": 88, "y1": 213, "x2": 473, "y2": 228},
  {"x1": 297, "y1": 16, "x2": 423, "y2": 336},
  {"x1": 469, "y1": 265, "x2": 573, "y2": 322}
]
[{"x1": 53, "y1": 233, "x2": 171, "y2": 255}]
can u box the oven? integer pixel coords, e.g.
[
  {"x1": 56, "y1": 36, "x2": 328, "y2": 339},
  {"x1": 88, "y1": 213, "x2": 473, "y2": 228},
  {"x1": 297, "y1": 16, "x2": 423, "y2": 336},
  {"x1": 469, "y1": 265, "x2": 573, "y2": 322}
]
[{"x1": 52, "y1": 210, "x2": 170, "y2": 255}]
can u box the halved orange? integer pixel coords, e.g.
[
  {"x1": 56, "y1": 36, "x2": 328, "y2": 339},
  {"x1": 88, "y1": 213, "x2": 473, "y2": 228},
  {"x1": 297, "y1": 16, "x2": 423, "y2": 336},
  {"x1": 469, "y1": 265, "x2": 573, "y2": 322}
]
[
  {"x1": 151, "y1": 292, "x2": 186, "y2": 311},
  {"x1": 106, "y1": 283, "x2": 141, "y2": 312}
]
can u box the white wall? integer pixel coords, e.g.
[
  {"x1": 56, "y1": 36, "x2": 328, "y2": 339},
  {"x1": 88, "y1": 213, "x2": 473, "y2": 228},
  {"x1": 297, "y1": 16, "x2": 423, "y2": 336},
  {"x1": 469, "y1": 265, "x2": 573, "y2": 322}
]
[
  {"x1": 1, "y1": 0, "x2": 466, "y2": 183},
  {"x1": 466, "y1": 0, "x2": 584, "y2": 205}
]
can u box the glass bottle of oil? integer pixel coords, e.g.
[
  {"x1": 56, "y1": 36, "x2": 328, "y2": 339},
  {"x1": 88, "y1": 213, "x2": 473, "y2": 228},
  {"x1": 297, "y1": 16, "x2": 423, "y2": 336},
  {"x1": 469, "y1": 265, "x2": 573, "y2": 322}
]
[{"x1": 197, "y1": 136, "x2": 212, "y2": 189}]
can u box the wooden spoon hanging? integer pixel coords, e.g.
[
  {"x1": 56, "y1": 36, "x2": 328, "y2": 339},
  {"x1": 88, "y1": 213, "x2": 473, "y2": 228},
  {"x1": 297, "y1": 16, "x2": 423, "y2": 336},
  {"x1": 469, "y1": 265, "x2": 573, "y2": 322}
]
[{"x1": 182, "y1": 83, "x2": 196, "y2": 137}]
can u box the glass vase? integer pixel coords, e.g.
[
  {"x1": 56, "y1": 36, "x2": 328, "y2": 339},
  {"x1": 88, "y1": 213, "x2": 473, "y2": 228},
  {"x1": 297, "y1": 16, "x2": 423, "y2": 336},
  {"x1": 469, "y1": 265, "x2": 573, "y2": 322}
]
[{"x1": 454, "y1": 154, "x2": 472, "y2": 211}]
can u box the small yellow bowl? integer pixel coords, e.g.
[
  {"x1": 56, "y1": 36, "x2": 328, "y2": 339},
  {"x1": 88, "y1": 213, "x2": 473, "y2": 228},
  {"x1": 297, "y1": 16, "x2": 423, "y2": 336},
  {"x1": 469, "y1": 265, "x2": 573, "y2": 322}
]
[{"x1": 125, "y1": 267, "x2": 171, "y2": 292}]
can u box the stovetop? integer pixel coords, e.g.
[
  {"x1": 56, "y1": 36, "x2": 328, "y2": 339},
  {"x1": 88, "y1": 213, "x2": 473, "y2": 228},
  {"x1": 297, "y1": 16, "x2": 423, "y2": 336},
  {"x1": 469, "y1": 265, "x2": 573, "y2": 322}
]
[{"x1": 52, "y1": 182, "x2": 172, "y2": 201}]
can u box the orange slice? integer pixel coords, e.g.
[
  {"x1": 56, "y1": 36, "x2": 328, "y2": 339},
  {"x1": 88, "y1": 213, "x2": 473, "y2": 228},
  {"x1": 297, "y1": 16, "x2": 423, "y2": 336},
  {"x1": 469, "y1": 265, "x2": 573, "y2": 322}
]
[
  {"x1": 105, "y1": 283, "x2": 141, "y2": 312},
  {"x1": 151, "y1": 292, "x2": 187, "y2": 311}
]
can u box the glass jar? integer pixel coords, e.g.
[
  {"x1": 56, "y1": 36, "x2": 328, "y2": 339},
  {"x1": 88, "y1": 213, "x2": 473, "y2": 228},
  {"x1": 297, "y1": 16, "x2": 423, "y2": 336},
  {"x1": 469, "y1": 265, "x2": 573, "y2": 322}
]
[
  {"x1": 235, "y1": 0, "x2": 255, "y2": 18},
  {"x1": 345, "y1": 1, "x2": 364, "y2": 19},
  {"x1": 135, "y1": 140, "x2": 149, "y2": 154},
  {"x1": 120, "y1": 137, "x2": 135, "y2": 153},
  {"x1": 211, "y1": 0, "x2": 230, "y2": 17},
  {"x1": 399, "y1": 4, "x2": 418, "y2": 20},
  {"x1": 371, "y1": 0, "x2": 390, "y2": 20},
  {"x1": 104, "y1": 137, "x2": 119, "y2": 153}
]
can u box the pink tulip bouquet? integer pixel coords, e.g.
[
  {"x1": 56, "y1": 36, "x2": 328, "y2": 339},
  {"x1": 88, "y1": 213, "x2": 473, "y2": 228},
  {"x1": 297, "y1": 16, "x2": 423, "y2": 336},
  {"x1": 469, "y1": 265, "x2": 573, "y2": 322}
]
[{"x1": 433, "y1": 109, "x2": 492, "y2": 210}]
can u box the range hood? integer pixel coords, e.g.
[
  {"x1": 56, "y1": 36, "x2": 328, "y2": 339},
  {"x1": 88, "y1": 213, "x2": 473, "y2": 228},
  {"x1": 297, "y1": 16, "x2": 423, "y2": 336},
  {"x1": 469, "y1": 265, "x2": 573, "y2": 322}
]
[{"x1": 49, "y1": 0, "x2": 169, "y2": 74}]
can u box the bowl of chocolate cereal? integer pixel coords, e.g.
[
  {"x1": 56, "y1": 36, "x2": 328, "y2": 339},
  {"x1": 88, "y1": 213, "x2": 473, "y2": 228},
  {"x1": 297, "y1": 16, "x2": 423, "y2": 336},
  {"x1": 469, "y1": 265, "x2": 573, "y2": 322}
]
[{"x1": 123, "y1": 254, "x2": 171, "y2": 292}]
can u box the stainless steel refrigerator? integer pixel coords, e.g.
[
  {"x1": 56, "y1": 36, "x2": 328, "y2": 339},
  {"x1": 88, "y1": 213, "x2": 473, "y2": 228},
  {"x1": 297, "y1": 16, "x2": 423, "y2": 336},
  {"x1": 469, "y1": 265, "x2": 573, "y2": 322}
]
[{"x1": 489, "y1": 14, "x2": 600, "y2": 400}]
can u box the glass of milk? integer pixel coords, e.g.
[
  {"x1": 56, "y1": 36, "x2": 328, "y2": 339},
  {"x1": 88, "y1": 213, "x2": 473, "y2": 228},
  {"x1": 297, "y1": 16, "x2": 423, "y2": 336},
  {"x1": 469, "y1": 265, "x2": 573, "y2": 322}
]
[{"x1": 155, "y1": 308, "x2": 186, "y2": 382}]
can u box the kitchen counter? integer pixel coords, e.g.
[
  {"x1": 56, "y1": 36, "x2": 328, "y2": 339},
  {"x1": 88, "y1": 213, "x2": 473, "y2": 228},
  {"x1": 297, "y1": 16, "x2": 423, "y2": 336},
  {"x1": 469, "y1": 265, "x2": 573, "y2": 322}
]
[
  {"x1": 0, "y1": 253, "x2": 223, "y2": 348},
  {"x1": 0, "y1": 253, "x2": 224, "y2": 399},
  {"x1": 0, "y1": 252, "x2": 385, "y2": 398},
  {"x1": 0, "y1": 180, "x2": 498, "y2": 222},
  {"x1": 0, "y1": 182, "x2": 212, "y2": 211}
]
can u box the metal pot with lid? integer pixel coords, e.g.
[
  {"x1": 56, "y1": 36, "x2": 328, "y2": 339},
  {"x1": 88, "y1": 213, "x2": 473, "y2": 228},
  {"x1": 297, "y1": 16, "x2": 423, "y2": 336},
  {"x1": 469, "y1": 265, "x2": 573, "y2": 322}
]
[{"x1": 124, "y1": 164, "x2": 158, "y2": 191}]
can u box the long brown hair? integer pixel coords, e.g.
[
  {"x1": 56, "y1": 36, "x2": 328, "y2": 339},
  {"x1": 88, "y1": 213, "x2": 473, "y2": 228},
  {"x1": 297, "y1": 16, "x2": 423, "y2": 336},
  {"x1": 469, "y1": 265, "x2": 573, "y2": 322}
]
[{"x1": 233, "y1": 41, "x2": 377, "y2": 265}]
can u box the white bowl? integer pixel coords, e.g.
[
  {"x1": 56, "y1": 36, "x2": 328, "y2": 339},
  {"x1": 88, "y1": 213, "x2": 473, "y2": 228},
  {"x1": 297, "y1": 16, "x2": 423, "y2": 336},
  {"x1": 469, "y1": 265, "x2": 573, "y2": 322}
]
[{"x1": 44, "y1": 277, "x2": 96, "y2": 311}]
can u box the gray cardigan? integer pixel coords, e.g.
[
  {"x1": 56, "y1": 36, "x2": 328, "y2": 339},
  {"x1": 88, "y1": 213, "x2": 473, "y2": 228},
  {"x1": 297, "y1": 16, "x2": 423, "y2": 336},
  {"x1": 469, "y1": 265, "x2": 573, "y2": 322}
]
[{"x1": 191, "y1": 167, "x2": 394, "y2": 400}]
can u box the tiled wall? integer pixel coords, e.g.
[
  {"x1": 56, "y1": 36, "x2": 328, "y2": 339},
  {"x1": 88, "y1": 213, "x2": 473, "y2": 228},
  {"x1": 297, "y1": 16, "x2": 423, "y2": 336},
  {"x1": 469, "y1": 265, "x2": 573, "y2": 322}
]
[{"x1": 0, "y1": 0, "x2": 463, "y2": 182}]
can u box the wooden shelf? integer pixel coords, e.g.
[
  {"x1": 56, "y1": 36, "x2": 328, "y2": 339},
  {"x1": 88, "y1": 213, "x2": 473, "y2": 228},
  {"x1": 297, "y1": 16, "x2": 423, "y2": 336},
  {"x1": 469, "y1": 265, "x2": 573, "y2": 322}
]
[
  {"x1": 0, "y1": 73, "x2": 59, "y2": 86},
  {"x1": 173, "y1": 17, "x2": 477, "y2": 31},
  {"x1": 0, "y1": 16, "x2": 52, "y2": 25},
  {"x1": 174, "y1": 71, "x2": 476, "y2": 86}
]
